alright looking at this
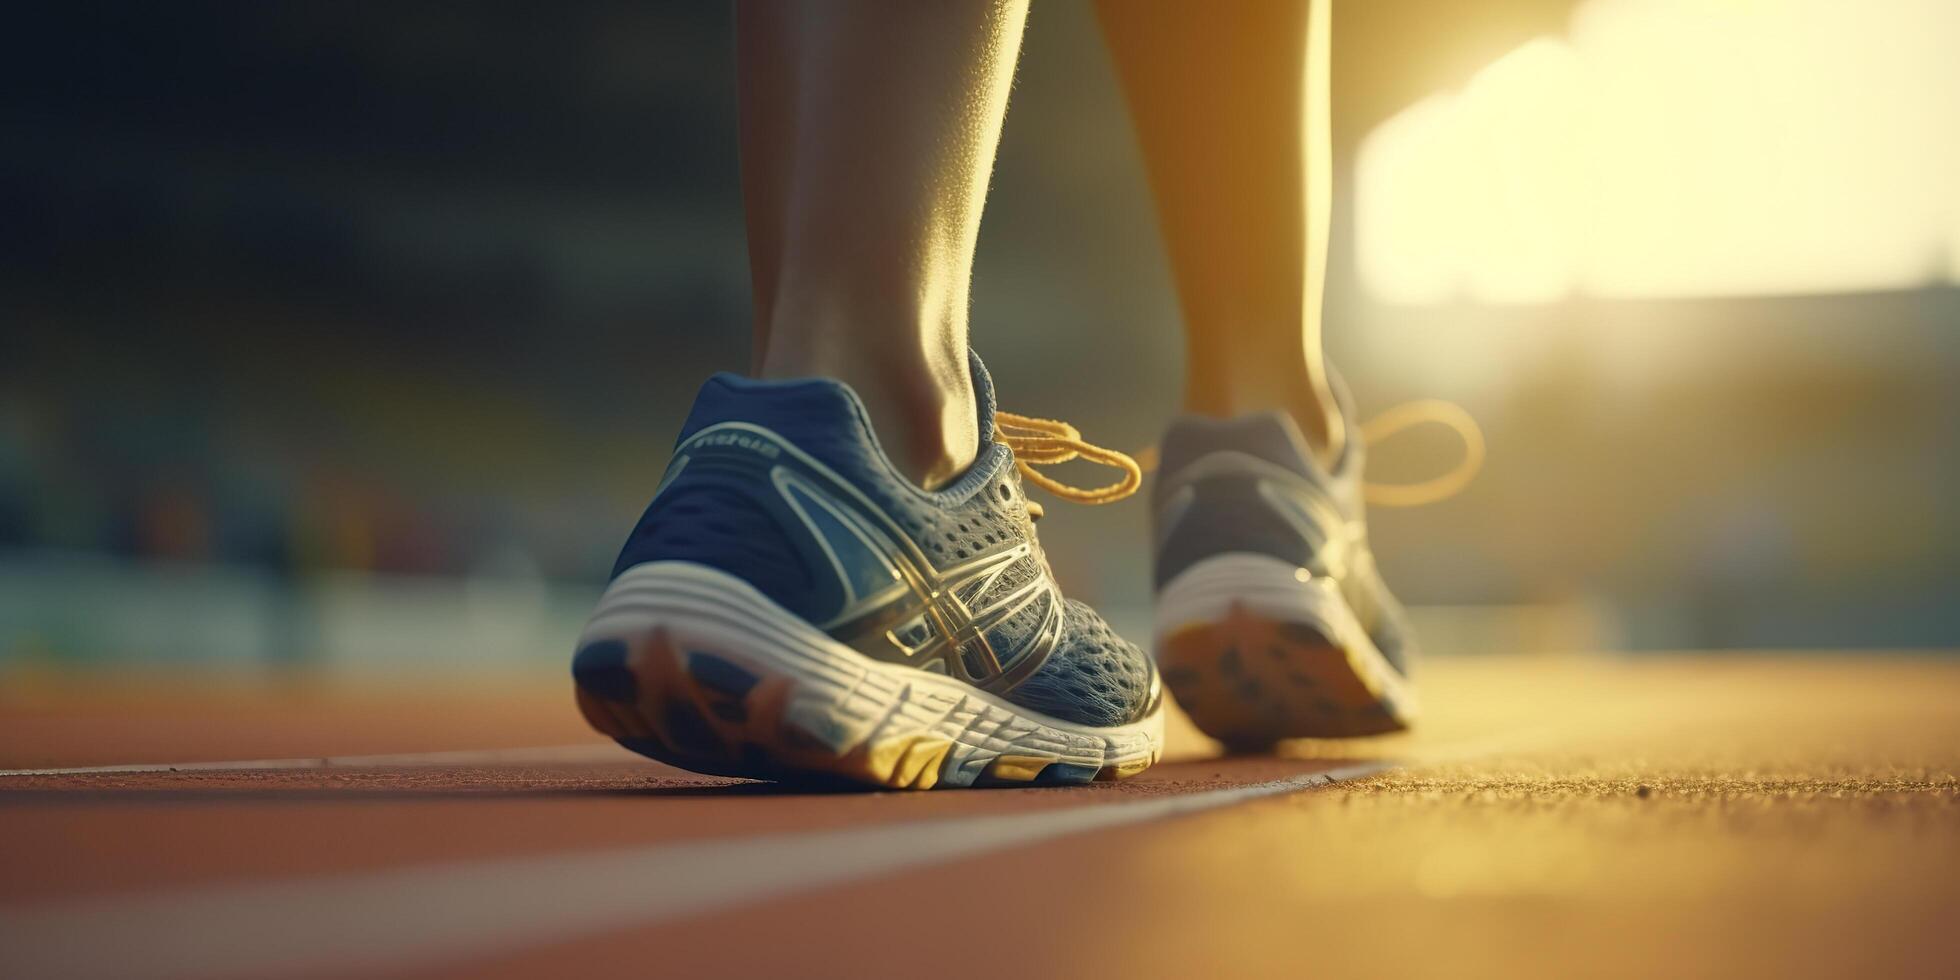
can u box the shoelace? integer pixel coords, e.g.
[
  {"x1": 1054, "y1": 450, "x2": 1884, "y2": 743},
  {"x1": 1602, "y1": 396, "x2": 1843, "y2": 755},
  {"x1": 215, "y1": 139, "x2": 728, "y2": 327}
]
[
  {"x1": 996, "y1": 400, "x2": 1484, "y2": 514},
  {"x1": 994, "y1": 411, "x2": 1143, "y2": 519},
  {"x1": 1353, "y1": 398, "x2": 1485, "y2": 508}
]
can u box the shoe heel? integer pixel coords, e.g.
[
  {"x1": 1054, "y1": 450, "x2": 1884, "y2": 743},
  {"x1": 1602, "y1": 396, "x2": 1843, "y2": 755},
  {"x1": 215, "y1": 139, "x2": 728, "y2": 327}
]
[{"x1": 1156, "y1": 554, "x2": 1415, "y2": 744}]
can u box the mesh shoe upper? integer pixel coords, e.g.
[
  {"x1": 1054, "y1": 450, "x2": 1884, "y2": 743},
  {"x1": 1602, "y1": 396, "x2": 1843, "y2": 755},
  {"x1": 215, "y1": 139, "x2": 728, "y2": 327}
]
[
  {"x1": 611, "y1": 351, "x2": 1157, "y2": 728},
  {"x1": 1151, "y1": 376, "x2": 1418, "y2": 675}
]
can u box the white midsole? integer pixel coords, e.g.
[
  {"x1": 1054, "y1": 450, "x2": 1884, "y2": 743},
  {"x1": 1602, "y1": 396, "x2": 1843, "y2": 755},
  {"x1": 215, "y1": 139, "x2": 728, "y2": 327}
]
[
  {"x1": 582, "y1": 561, "x2": 1163, "y2": 786},
  {"x1": 1154, "y1": 553, "x2": 1415, "y2": 710}
]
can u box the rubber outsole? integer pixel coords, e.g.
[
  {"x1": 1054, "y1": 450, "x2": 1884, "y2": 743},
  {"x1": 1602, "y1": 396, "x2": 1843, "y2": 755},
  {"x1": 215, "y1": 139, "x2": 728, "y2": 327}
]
[
  {"x1": 1155, "y1": 554, "x2": 1416, "y2": 747},
  {"x1": 1158, "y1": 606, "x2": 1410, "y2": 747},
  {"x1": 574, "y1": 562, "x2": 1163, "y2": 790}
]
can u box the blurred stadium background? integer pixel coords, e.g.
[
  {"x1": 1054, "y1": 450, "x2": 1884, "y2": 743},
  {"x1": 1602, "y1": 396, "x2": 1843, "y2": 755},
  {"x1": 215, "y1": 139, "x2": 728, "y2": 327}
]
[{"x1": 3, "y1": 0, "x2": 1956, "y2": 679}]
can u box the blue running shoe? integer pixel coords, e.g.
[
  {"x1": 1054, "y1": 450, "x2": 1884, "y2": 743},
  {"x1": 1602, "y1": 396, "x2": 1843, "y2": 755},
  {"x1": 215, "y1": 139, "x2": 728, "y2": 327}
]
[
  {"x1": 1151, "y1": 375, "x2": 1420, "y2": 744},
  {"x1": 574, "y1": 352, "x2": 1163, "y2": 788}
]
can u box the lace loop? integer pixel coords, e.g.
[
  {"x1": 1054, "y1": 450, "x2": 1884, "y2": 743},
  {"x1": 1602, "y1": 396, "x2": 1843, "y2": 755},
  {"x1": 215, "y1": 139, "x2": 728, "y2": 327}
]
[
  {"x1": 1357, "y1": 399, "x2": 1485, "y2": 508},
  {"x1": 1128, "y1": 401, "x2": 1486, "y2": 508},
  {"x1": 992, "y1": 400, "x2": 1481, "y2": 512},
  {"x1": 993, "y1": 411, "x2": 1143, "y2": 509}
]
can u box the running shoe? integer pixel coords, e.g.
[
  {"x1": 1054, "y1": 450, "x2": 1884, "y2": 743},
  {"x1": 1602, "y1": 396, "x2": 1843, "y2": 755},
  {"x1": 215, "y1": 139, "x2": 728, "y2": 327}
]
[
  {"x1": 573, "y1": 351, "x2": 1163, "y2": 788},
  {"x1": 1151, "y1": 375, "x2": 1421, "y2": 745}
]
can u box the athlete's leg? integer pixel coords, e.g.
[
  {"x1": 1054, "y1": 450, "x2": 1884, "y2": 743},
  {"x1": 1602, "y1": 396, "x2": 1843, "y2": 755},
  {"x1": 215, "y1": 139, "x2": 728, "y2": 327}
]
[
  {"x1": 737, "y1": 0, "x2": 1028, "y2": 489},
  {"x1": 1094, "y1": 0, "x2": 1341, "y2": 462},
  {"x1": 1106, "y1": 1, "x2": 1421, "y2": 742},
  {"x1": 576, "y1": 2, "x2": 1165, "y2": 788}
]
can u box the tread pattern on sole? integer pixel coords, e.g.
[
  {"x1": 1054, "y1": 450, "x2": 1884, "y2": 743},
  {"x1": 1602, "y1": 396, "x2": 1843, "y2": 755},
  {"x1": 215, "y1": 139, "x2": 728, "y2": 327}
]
[
  {"x1": 1154, "y1": 553, "x2": 1416, "y2": 745},
  {"x1": 1158, "y1": 603, "x2": 1413, "y2": 744}
]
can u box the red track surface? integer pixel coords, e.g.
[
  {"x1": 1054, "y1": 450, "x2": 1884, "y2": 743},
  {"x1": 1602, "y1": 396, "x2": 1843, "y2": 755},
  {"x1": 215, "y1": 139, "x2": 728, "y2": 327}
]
[{"x1": 3, "y1": 657, "x2": 1957, "y2": 978}]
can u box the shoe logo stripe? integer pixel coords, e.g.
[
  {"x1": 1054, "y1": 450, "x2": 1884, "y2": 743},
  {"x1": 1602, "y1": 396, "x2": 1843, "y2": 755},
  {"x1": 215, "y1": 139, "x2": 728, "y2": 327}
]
[{"x1": 676, "y1": 422, "x2": 1057, "y2": 688}]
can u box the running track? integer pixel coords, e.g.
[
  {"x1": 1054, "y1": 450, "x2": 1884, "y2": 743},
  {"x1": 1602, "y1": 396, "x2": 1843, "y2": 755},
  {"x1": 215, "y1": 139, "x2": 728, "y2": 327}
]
[{"x1": 2, "y1": 655, "x2": 1956, "y2": 978}]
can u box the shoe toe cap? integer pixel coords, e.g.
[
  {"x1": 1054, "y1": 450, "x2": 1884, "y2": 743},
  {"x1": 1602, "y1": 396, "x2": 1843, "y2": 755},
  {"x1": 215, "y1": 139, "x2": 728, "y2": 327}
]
[{"x1": 1007, "y1": 599, "x2": 1157, "y2": 729}]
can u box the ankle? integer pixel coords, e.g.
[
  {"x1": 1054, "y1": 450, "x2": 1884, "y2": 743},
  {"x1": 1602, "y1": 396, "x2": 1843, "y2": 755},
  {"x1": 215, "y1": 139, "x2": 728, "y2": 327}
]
[
  {"x1": 1184, "y1": 376, "x2": 1344, "y2": 466},
  {"x1": 879, "y1": 365, "x2": 979, "y2": 490},
  {"x1": 759, "y1": 339, "x2": 978, "y2": 490},
  {"x1": 1290, "y1": 385, "x2": 1345, "y2": 464}
]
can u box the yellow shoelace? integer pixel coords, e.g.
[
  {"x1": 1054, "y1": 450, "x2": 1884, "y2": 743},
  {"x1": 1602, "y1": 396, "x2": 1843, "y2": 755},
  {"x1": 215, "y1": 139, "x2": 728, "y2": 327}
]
[
  {"x1": 993, "y1": 411, "x2": 1143, "y2": 519},
  {"x1": 1353, "y1": 399, "x2": 1485, "y2": 508},
  {"x1": 997, "y1": 400, "x2": 1484, "y2": 513}
]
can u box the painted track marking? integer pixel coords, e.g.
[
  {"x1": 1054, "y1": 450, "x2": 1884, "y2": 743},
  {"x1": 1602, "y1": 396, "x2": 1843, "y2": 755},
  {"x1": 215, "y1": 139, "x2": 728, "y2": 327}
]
[{"x1": 0, "y1": 762, "x2": 1388, "y2": 980}]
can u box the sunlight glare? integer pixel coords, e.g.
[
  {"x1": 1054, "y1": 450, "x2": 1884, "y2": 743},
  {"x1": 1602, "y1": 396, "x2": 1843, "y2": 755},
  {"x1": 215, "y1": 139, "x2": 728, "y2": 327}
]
[{"x1": 1357, "y1": 0, "x2": 1960, "y2": 304}]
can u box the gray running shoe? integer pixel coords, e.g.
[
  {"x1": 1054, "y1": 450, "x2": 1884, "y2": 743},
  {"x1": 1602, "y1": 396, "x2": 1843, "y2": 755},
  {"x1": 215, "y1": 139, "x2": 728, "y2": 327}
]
[{"x1": 1151, "y1": 377, "x2": 1417, "y2": 745}]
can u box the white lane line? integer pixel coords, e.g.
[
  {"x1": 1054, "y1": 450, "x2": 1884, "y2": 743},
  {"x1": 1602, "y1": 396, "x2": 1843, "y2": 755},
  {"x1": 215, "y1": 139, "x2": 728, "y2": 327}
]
[
  {"x1": 0, "y1": 762, "x2": 1390, "y2": 980},
  {"x1": 0, "y1": 743, "x2": 632, "y2": 778}
]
